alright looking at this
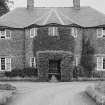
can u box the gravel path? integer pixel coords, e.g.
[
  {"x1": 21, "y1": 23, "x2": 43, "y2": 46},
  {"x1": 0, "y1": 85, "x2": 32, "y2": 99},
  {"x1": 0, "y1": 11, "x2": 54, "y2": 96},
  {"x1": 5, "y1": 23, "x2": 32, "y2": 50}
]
[{"x1": 1, "y1": 82, "x2": 97, "y2": 105}]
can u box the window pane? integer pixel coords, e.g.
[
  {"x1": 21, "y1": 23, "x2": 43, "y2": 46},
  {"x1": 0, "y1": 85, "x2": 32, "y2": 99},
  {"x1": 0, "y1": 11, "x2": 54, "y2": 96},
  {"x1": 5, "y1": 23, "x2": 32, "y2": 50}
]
[
  {"x1": 32, "y1": 63, "x2": 34, "y2": 67},
  {"x1": 0, "y1": 30, "x2": 5, "y2": 39},
  {"x1": 71, "y1": 28, "x2": 77, "y2": 38},
  {"x1": 6, "y1": 58, "x2": 11, "y2": 71},
  {"x1": 97, "y1": 28, "x2": 103, "y2": 38},
  {"x1": 6, "y1": 30, "x2": 11, "y2": 38},
  {"x1": 103, "y1": 28, "x2": 105, "y2": 37},
  {"x1": 34, "y1": 28, "x2": 37, "y2": 37},
  {"x1": 31, "y1": 58, "x2": 34, "y2": 62},
  {"x1": 103, "y1": 58, "x2": 105, "y2": 69},
  {"x1": 97, "y1": 57, "x2": 103, "y2": 70},
  {"x1": 1, "y1": 36, "x2": 5, "y2": 39},
  {"x1": 30, "y1": 28, "x2": 34, "y2": 38},
  {"x1": 1, "y1": 58, "x2": 5, "y2": 70},
  {"x1": 49, "y1": 27, "x2": 58, "y2": 36},
  {"x1": 30, "y1": 57, "x2": 36, "y2": 67},
  {"x1": 0, "y1": 31, "x2": 5, "y2": 35},
  {"x1": 30, "y1": 28, "x2": 37, "y2": 38}
]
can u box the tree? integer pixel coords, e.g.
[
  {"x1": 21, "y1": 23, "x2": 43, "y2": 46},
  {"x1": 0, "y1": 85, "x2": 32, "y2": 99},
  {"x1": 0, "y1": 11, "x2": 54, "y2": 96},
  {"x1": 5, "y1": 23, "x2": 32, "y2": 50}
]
[
  {"x1": 0, "y1": 0, "x2": 14, "y2": 16},
  {"x1": 80, "y1": 36, "x2": 95, "y2": 77}
]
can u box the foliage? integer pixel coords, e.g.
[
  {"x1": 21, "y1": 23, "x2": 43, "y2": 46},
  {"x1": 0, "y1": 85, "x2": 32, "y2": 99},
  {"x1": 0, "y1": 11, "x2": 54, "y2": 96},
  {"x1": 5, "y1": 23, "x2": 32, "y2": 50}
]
[
  {"x1": 80, "y1": 37, "x2": 95, "y2": 77},
  {"x1": 0, "y1": 0, "x2": 14, "y2": 16},
  {"x1": 73, "y1": 65, "x2": 84, "y2": 78},
  {"x1": 5, "y1": 68, "x2": 38, "y2": 77},
  {"x1": 37, "y1": 50, "x2": 74, "y2": 81},
  {"x1": 92, "y1": 71, "x2": 105, "y2": 78},
  {"x1": 86, "y1": 86, "x2": 105, "y2": 105},
  {"x1": 33, "y1": 27, "x2": 75, "y2": 56},
  {"x1": 0, "y1": 83, "x2": 16, "y2": 90},
  {"x1": 0, "y1": 0, "x2": 9, "y2": 16}
]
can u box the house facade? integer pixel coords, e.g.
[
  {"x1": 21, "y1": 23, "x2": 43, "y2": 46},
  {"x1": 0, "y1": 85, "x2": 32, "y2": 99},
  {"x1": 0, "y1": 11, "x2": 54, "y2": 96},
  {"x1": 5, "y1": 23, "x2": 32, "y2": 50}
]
[{"x1": 0, "y1": 0, "x2": 105, "y2": 80}]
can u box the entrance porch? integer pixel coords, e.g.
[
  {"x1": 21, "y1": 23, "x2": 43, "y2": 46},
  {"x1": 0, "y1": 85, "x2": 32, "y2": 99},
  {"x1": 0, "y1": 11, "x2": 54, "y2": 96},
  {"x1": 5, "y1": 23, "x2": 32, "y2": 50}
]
[{"x1": 37, "y1": 50, "x2": 74, "y2": 81}]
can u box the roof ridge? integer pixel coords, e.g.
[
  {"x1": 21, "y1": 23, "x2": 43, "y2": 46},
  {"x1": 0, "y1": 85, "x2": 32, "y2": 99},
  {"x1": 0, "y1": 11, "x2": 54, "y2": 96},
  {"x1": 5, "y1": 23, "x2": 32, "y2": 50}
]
[
  {"x1": 54, "y1": 9, "x2": 65, "y2": 25},
  {"x1": 43, "y1": 8, "x2": 65, "y2": 25},
  {"x1": 43, "y1": 9, "x2": 54, "y2": 25}
]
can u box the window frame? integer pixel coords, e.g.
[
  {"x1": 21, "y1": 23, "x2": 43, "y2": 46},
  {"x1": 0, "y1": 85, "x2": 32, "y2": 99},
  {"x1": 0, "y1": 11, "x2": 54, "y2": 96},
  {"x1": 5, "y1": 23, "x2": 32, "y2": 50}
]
[
  {"x1": 0, "y1": 29, "x2": 11, "y2": 39},
  {"x1": 97, "y1": 28, "x2": 105, "y2": 38},
  {"x1": 0, "y1": 57, "x2": 11, "y2": 71},
  {"x1": 75, "y1": 56, "x2": 79, "y2": 66},
  {"x1": 30, "y1": 28, "x2": 37, "y2": 38},
  {"x1": 30, "y1": 57, "x2": 36, "y2": 68},
  {"x1": 71, "y1": 27, "x2": 78, "y2": 38},
  {"x1": 97, "y1": 56, "x2": 105, "y2": 71},
  {"x1": 48, "y1": 27, "x2": 58, "y2": 36},
  {"x1": 1, "y1": 58, "x2": 5, "y2": 71}
]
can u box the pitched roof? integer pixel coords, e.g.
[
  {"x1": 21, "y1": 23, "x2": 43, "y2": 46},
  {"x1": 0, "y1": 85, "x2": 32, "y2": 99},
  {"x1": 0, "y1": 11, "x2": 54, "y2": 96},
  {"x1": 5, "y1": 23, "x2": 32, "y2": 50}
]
[{"x1": 0, "y1": 7, "x2": 105, "y2": 28}]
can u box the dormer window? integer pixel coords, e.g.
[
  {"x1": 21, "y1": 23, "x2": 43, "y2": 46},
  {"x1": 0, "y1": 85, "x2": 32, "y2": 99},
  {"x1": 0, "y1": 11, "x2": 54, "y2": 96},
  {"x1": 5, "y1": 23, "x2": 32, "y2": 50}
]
[
  {"x1": 97, "y1": 28, "x2": 105, "y2": 38},
  {"x1": 30, "y1": 28, "x2": 37, "y2": 38},
  {"x1": 0, "y1": 29, "x2": 11, "y2": 39},
  {"x1": 48, "y1": 27, "x2": 58, "y2": 36},
  {"x1": 71, "y1": 27, "x2": 78, "y2": 38}
]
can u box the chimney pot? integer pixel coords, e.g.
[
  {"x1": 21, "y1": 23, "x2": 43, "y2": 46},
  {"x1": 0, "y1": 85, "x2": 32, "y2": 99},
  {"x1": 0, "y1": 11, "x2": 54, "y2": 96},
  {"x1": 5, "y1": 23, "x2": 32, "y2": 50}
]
[
  {"x1": 27, "y1": 0, "x2": 34, "y2": 10},
  {"x1": 73, "y1": 0, "x2": 80, "y2": 10}
]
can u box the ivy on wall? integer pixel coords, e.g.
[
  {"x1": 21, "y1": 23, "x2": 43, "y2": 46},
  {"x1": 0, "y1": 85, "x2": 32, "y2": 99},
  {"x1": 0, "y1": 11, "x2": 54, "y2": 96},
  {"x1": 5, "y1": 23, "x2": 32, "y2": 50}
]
[
  {"x1": 36, "y1": 50, "x2": 74, "y2": 81},
  {"x1": 80, "y1": 35, "x2": 95, "y2": 77},
  {"x1": 33, "y1": 27, "x2": 75, "y2": 56}
]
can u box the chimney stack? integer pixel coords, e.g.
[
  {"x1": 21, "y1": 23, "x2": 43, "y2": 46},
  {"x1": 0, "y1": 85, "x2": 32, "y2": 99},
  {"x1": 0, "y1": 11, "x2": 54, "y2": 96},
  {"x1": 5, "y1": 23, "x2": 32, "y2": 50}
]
[
  {"x1": 73, "y1": 0, "x2": 80, "y2": 10},
  {"x1": 27, "y1": 0, "x2": 34, "y2": 10}
]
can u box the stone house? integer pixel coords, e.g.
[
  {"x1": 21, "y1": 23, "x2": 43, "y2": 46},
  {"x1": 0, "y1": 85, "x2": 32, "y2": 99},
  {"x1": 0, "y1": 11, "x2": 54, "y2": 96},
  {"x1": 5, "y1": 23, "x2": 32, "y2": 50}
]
[{"x1": 0, "y1": 0, "x2": 105, "y2": 80}]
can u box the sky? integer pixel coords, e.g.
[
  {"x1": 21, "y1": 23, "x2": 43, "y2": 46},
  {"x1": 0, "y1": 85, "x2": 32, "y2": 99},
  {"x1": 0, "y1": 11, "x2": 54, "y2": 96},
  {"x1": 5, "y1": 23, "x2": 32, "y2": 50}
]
[{"x1": 13, "y1": 0, "x2": 105, "y2": 14}]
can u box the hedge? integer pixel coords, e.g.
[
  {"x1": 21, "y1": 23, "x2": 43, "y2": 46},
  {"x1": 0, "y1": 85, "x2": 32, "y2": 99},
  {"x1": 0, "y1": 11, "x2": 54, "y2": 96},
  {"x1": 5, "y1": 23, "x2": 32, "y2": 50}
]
[
  {"x1": 92, "y1": 71, "x2": 105, "y2": 78},
  {"x1": 0, "y1": 84, "x2": 16, "y2": 105},
  {"x1": 86, "y1": 86, "x2": 105, "y2": 105},
  {"x1": 5, "y1": 67, "x2": 38, "y2": 77}
]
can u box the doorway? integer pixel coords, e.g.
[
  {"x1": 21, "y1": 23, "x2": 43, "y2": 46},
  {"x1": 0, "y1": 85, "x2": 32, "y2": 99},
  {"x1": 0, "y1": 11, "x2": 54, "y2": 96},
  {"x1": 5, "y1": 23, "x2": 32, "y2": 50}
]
[{"x1": 48, "y1": 60, "x2": 61, "y2": 81}]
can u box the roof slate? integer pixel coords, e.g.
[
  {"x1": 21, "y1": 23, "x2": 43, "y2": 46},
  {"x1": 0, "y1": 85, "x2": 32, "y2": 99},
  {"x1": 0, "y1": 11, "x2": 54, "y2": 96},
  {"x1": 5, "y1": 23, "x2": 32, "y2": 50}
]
[{"x1": 0, "y1": 7, "x2": 105, "y2": 28}]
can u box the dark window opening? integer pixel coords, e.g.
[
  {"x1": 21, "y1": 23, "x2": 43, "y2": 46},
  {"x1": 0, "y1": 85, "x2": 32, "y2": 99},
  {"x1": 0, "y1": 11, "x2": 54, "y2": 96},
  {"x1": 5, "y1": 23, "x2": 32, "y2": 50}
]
[
  {"x1": 1, "y1": 58, "x2": 5, "y2": 70},
  {"x1": 103, "y1": 58, "x2": 105, "y2": 69}
]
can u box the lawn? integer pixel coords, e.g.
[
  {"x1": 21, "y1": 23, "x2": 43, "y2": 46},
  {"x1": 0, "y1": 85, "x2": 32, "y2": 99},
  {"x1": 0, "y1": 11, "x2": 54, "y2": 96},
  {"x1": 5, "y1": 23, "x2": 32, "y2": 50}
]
[{"x1": 1, "y1": 82, "x2": 97, "y2": 105}]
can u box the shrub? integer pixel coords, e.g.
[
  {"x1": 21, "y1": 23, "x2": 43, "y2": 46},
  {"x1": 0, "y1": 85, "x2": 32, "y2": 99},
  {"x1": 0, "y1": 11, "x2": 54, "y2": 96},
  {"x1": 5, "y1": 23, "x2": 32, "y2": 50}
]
[
  {"x1": 95, "y1": 82, "x2": 105, "y2": 93},
  {"x1": 5, "y1": 69, "x2": 22, "y2": 77},
  {"x1": 5, "y1": 68, "x2": 38, "y2": 77},
  {"x1": 0, "y1": 84, "x2": 16, "y2": 90},
  {"x1": 73, "y1": 65, "x2": 84, "y2": 78},
  {"x1": 92, "y1": 71, "x2": 105, "y2": 78},
  {"x1": 22, "y1": 68, "x2": 38, "y2": 77},
  {"x1": 0, "y1": 84, "x2": 16, "y2": 105},
  {"x1": 86, "y1": 86, "x2": 105, "y2": 105}
]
